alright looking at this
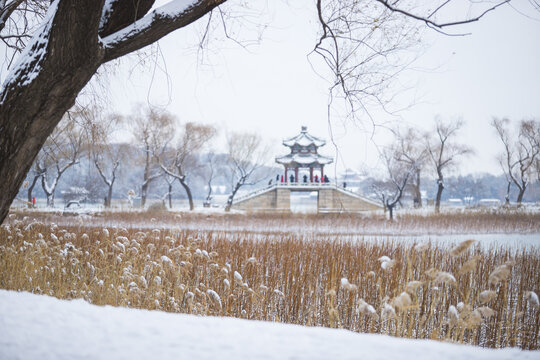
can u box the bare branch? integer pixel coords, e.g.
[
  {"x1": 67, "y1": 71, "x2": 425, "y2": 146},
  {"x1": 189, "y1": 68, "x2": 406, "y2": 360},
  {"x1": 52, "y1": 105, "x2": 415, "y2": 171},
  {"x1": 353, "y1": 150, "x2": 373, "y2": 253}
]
[{"x1": 375, "y1": 0, "x2": 510, "y2": 30}]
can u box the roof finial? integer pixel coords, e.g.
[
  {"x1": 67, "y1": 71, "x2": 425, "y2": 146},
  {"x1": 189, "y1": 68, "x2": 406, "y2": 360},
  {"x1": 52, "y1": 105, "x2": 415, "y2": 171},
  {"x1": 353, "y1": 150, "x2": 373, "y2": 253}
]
[{"x1": 301, "y1": 126, "x2": 307, "y2": 133}]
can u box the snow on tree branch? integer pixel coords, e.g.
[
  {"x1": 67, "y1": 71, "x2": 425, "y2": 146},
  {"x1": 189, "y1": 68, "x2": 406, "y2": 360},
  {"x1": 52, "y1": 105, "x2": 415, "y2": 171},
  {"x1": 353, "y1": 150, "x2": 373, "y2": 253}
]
[
  {"x1": 102, "y1": 0, "x2": 225, "y2": 62},
  {"x1": 0, "y1": 0, "x2": 56, "y2": 99}
]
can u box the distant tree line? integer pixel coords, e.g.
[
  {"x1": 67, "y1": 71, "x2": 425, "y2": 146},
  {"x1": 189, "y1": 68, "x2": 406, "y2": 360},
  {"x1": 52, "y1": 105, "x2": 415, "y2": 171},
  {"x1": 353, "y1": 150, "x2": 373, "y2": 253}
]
[
  {"x1": 16, "y1": 109, "x2": 539, "y2": 216},
  {"x1": 18, "y1": 105, "x2": 273, "y2": 210},
  {"x1": 367, "y1": 117, "x2": 540, "y2": 219}
]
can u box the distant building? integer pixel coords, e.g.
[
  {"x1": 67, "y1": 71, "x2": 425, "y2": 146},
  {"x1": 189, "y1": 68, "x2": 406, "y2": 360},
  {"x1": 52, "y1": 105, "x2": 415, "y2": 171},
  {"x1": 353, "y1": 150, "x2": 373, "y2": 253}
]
[
  {"x1": 232, "y1": 126, "x2": 381, "y2": 213},
  {"x1": 448, "y1": 198, "x2": 463, "y2": 206},
  {"x1": 275, "y1": 126, "x2": 333, "y2": 183},
  {"x1": 479, "y1": 198, "x2": 501, "y2": 207}
]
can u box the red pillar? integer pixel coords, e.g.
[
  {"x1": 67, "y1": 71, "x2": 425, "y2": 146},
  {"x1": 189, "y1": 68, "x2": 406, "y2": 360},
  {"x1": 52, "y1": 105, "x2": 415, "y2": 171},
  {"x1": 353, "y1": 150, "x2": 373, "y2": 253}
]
[
  {"x1": 285, "y1": 167, "x2": 288, "y2": 182},
  {"x1": 310, "y1": 167, "x2": 313, "y2": 182},
  {"x1": 321, "y1": 166, "x2": 324, "y2": 181},
  {"x1": 295, "y1": 168, "x2": 298, "y2": 183}
]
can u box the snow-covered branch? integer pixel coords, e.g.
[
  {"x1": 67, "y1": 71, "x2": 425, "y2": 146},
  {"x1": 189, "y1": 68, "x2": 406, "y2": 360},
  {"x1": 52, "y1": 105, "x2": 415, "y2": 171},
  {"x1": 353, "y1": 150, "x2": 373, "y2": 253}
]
[{"x1": 102, "y1": 0, "x2": 226, "y2": 62}]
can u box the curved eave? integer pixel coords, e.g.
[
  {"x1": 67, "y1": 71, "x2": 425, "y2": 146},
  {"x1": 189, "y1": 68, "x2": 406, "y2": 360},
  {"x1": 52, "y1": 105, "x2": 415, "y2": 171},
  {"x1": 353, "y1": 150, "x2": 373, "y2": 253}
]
[
  {"x1": 275, "y1": 155, "x2": 334, "y2": 166},
  {"x1": 283, "y1": 139, "x2": 326, "y2": 147},
  {"x1": 282, "y1": 133, "x2": 326, "y2": 148}
]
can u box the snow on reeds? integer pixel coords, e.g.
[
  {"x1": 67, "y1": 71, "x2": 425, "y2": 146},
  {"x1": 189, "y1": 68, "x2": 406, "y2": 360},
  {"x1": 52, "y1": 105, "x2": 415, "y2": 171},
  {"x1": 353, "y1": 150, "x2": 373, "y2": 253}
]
[
  {"x1": 0, "y1": 221, "x2": 538, "y2": 350},
  {"x1": 10, "y1": 209, "x2": 540, "y2": 236}
]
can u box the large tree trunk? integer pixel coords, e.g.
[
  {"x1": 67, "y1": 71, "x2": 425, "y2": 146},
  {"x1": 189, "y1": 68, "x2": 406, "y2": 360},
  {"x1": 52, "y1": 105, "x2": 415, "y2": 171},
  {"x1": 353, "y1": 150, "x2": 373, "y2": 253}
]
[
  {"x1": 27, "y1": 174, "x2": 41, "y2": 208},
  {"x1": 41, "y1": 176, "x2": 57, "y2": 208},
  {"x1": 0, "y1": 1, "x2": 103, "y2": 223},
  {"x1": 141, "y1": 182, "x2": 148, "y2": 208},
  {"x1": 106, "y1": 184, "x2": 114, "y2": 208},
  {"x1": 179, "y1": 178, "x2": 194, "y2": 211},
  {"x1": 0, "y1": 0, "x2": 227, "y2": 224},
  {"x1": 435, "y1": 178, "x2": 444, "y2": 214},
  {"x1": 414, "y1": 171, "x2": 422, "y2": 208},
  {"x1": 205, "y1": 180, "x2": 213, "y2": 206},
  {"x1": 516, "y1": 186, "x2": 526, "y2": 207},
  {"x1": 46, "y1": 193, "x2": 55, "y2": 207},
  {"x1": 387, "y1": 203, "x2": 394, "y2": 220},
  {"x1": 225, "y1": 181, "x2": 243, "y2": 212},
  {"x1": 504, "y1": 180, "x2": 511, "y2": 206},
  {"x1": 168, "y1": 183, "x2": 173, "y2": 209}
]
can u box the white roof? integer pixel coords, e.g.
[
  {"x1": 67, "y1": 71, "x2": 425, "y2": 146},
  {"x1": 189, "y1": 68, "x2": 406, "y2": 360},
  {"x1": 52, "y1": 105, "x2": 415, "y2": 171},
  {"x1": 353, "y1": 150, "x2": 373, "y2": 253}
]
[
  {"x1": 283, "y1": 126, "x2": 326, "y2": 147},
  {"x1": 276, "y1": 153, "x2": 333, "y2": 166}
]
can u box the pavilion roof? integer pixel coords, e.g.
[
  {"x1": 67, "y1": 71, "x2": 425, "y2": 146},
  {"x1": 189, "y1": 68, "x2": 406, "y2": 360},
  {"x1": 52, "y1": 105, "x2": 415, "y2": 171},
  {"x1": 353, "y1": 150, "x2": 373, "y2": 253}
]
[
  {"x1": 283, "y1": 126, "x2": 326, "y2": 147},
  {"x1": 275, "y1": 153, "x2": 333, "y2": 166}
]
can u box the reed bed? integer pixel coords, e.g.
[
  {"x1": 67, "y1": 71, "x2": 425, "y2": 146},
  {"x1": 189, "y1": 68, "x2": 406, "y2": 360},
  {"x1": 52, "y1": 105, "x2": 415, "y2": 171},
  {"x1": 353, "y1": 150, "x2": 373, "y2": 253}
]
[
  {"x1": 9, "y1": 208, "x2": 540, "y2": 235},
  {"x1": 0, "y1": 219, "x2": 538, "y2": 350}
]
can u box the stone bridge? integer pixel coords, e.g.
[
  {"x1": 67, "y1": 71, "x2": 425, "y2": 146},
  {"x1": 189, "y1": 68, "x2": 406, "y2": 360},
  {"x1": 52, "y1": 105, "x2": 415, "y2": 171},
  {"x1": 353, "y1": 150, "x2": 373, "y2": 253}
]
[{"x1": 231, "y1": 183, "x2": 381, "y2": 213}]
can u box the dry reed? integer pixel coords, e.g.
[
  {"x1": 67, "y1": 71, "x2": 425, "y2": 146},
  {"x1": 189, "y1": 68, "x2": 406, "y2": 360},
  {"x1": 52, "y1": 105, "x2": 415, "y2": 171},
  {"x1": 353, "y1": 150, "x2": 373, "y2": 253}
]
[{"x1": 0, "y1": 216, "x2": 538, "y2": 350}]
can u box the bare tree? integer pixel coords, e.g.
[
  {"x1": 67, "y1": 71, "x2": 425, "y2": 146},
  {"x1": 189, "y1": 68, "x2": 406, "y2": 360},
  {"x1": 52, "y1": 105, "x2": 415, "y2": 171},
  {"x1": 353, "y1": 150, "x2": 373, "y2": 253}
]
[
  {"x1": 0, "y1": 1, "x2": 514, "y2": 223},
  {"x1": 225, "y1": 132, "x2": 270, "y2": 212},
  {"x1": 425, "y1": 118, "x2": 472, "y2": 213},
  {"x1": 392, "y1": 126, "x2": 427, "y2": 208},
  {"x1": 376, "y1": 146, "x2": 415, "y2": 220},
  {"x1": 201, "y1": 151, "x2": 221, "y2": 207},
  {"x1": 159, "y1": 122, "x2": 216, "y2": 211},
  {"x1": 493, "y1": 118, "x2": 516, "y2": 206},
  {"x1": 39, "y1": 115, "x2": 84, "y2": 207},
  {"x1": 83, "y1": 110, "x2": 125, "y2": 208},
  {"x1": 0, "y1": 1, "x2": 48, "y2": 68},
  {"x1": 161, "y1": 172, "x2": 177, "y2": 210},
  {"x1": 313, "y1": 0, "x2": 510, "y2": 123},
  {"x1": 492, "y1": 118, "x2": 540, "y2": 206},
  {"x1": 131, "y1": 107, "x2": 175, "y2": 208}
]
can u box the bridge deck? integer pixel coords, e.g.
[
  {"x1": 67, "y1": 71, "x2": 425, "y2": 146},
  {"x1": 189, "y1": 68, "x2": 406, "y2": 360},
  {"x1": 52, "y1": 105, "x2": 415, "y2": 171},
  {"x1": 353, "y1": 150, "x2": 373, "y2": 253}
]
[{"x1": 233, "y1": 182, "x2": 380, "y2": 208}]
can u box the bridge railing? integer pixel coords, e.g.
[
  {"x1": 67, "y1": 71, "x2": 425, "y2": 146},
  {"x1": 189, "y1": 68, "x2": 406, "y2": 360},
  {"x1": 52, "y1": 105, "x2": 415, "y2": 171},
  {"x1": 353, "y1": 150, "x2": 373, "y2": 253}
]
[
  {"x1": 276, "y1": 182, "x2": 334, "y2": 188},
  {"x1": 232, "y1": 181, "x2": 380, "y2": 207},
  {"x1": 232, "y1": 184, "x2": 277, "y2": 203}
]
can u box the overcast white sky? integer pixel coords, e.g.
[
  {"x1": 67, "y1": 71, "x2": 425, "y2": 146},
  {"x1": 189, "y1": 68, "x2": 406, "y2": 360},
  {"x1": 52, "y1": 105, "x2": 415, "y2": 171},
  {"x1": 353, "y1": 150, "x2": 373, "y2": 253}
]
[{"x1": 106, "y1": 0, "x2": 540, "y2": 178}]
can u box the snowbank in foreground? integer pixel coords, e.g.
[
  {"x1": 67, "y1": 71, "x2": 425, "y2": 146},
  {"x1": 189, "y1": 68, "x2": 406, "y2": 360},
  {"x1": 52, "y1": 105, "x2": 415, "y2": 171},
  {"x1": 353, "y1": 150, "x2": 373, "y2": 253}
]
[{"x1": 0, "y1": 290, "x2": 536, "y2": 360}]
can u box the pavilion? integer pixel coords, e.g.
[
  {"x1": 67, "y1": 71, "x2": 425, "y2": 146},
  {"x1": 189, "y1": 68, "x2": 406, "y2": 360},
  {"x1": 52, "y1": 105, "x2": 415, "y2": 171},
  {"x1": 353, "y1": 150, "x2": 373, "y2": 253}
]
[
  {"x1": 231, "y1": 125, "x2": 381, "y2": 213},
  {"x1": 275, "y1": 126, "x2": 333, "y2": 183}
]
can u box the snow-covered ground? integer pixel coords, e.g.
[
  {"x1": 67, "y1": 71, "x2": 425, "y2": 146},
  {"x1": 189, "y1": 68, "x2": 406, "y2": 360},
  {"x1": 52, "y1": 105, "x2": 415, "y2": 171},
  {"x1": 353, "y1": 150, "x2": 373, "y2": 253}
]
[{"x1": 0, "y1": 290, "x2": 537, "y2": 360}]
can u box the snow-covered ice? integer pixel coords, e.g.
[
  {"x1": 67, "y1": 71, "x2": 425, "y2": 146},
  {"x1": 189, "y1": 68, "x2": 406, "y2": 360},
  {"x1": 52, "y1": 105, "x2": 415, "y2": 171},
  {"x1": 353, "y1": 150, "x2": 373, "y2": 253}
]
[{"x1": 0, "y1": 290, "x2": 537, "y2": 360}]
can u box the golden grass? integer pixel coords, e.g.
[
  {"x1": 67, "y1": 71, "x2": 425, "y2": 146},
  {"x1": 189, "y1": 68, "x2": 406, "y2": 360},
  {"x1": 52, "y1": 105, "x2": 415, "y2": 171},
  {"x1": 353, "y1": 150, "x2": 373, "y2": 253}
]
[
  {"x1": 0, "y1": 218, "x2": 538, "y2": 350},
  {"x1": 11, "y1": 209, "x2": 540, "y2": 235}
]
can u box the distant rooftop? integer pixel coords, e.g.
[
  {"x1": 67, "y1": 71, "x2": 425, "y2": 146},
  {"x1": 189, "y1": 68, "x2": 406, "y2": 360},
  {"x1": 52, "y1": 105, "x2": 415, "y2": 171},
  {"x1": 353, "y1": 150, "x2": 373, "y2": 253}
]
[
  {"x1": 283, "y1": 126, "x2": 326, "y2": 148},
  {"x1": 275, "y1": 152, "x2": 333, "y2": 166},
  {"x1": 276, "y1": 126, "x2": 333, "y2": 167}
]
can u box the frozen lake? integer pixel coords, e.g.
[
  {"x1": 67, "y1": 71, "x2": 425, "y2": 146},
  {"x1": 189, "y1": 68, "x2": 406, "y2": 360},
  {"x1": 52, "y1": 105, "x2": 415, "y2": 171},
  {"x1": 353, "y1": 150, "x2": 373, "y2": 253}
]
[
  {"x1": 356, "y1": 233, "x2": 540, "y2": 251},
  {"x1": 198, "y1": 230, "x2": 539, "y2": 252},
  {"x1": 8, "y1": 209, "x2": 539, "y2": 252}
]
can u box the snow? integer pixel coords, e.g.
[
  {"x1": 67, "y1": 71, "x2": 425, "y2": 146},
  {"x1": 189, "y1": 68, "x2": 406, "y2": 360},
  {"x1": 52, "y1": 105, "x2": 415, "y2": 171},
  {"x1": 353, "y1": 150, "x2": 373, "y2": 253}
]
[
  {"x1": 99, "y1": 0, "x2": 118, "y2": 30},
  {"x1": 1, "y1": 291, "x2": 539, "y2": 360},
  {"x1": 276, "y1": 153, "x2": 333, "y2": 165},
  {"x1": 378, "y1": 255, "x2": 395, "y2": 270},
  {"x1": 282, "y1": 128, "x2": 326, "y2": 147},
  {"x1": 525, "y1": 291, "x2": 539, "y2": 307},
  {"x1": 102, "y1": 0, "x2": 198, "y2": 47},
  {"x1": 234, "y1": 270, "x2": 243, "y2": 284},
  {"x1": 0, "y1": 0, "x2": 59, "y2": 98}
]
